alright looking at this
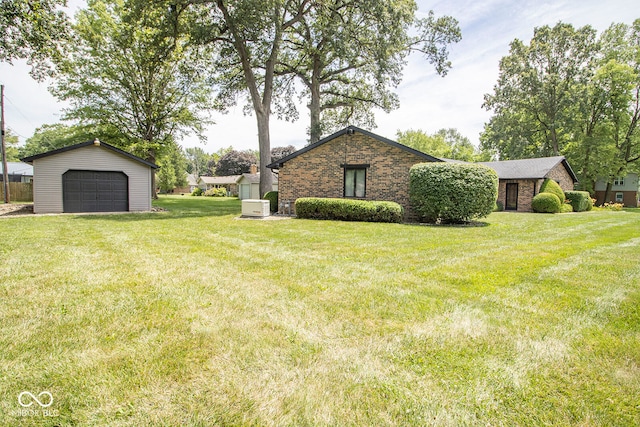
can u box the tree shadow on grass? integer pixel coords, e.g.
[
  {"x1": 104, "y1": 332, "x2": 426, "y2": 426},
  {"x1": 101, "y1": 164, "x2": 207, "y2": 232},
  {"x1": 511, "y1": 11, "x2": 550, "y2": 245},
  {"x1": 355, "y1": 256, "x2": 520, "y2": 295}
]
[{"x1": 72, "y1": 196, "x2": 241, "y2": 222}]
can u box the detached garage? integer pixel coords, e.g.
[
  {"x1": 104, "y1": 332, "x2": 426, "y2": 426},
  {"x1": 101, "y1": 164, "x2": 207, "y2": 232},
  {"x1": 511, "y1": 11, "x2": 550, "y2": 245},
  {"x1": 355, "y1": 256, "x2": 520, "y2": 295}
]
[{"x1": 21, "y1": 139, "x2": 158, "y2": 214}]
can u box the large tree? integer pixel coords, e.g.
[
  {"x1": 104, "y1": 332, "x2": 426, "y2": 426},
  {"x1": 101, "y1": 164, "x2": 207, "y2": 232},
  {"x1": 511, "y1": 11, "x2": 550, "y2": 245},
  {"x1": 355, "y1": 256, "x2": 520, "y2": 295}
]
[
  {"x1": 280, "y1": 1, "x2": 461, "y2": 143},
  {"x1": 481, "y1": 22, "x2": 598, "y2": 158},
  {"x1": 185, "y1": 0, "x2": 312, "y2": 198},
  {"x1": 482, "y1": 20, "x2": 640, "y2": 196},
  {"x1": 215, "y1": 149, "x2": 258, "y2": 176},
  {"x1": 0, "y1": 0, "x2": 70, "y2": 79},
  {"x1": 51, "y1": 0, "x2": 216, "y2": 174}
]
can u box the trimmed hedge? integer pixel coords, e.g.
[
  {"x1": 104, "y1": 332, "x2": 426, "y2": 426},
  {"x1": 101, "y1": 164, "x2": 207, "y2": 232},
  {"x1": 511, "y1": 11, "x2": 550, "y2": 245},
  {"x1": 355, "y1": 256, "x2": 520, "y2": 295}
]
[
  {"x1": 295, "y1": 198, "x2": 403, "y2": 223},
  {"x1": 409, "y1": 162, "x2": 498, "y2": 223},
  {"x1": 532, "y1": 192, "x2": 561, "y2": 213},
  {"x1": 540, "y1": 179, "x2": 565, "y2": 204},
  {"x1": 191, "y1": 188, "x2": 203, "y2": 196},
  {"x1": 263, "y1": 191, "x2": 278, "y2": 213},
  {"x1": 565, "y1": 190, "x2": 593, "y2": 212}
]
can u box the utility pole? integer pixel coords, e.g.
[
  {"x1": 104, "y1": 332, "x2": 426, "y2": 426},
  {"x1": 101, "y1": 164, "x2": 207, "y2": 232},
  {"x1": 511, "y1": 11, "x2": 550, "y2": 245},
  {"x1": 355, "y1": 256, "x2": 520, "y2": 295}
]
[{"x1": 1, "y1": 84, "x2": 10, "y2": 203}]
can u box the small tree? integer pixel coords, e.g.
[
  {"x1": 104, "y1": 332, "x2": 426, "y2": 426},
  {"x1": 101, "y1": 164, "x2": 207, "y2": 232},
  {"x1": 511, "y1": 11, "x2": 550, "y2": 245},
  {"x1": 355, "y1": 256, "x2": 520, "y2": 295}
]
[{"x1": 409, "y1": 163, "x2": 498, "y2": 223}]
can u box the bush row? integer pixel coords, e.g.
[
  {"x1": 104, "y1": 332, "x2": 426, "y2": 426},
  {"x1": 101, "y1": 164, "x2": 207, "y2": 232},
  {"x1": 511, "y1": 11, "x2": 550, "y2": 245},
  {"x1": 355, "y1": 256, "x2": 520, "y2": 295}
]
[
  {"x1": 204, "y1": 187, "x2": 227, "y2": 197},
  {"x1": 295, "y1": 197, "x2": 403, "y2": 223},
  {"x1": 409, "y1": 163, "x2": 498, "y2": 223}
]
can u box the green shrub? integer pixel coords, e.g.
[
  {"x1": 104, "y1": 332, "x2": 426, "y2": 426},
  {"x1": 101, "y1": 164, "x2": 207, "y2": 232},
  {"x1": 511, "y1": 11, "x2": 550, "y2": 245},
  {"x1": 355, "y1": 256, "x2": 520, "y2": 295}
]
[
  {"x1": 540, "y1": 179, "x2": 565, "y2": 204},
  {"x1": 494, "y1": 200, "x2": 504, "y2": 212},
  {"x1": 532, "y1": 192, "x2": 561, "y2": 213},
  {"x1": 191, "y1": 188, "x2": 203, "y2": 196},
  {"x1": 263, "y1": 191, "x2": 278, "y2": 213},
  {"x1": 295, "y1": 198, "x2": 403, "y2": 223},
  {"x1": 560, "y1": 203, "x2": 574, "y2": 213},
  {"x1": 204, "y1": 187, "x2": 227, "y2": 197},
  {"x1": 409, "y1": 163, "x2": 498, "y2": 223},
  {"x1": 565, "y1": 191, "x2": 593, "y2": 212}
]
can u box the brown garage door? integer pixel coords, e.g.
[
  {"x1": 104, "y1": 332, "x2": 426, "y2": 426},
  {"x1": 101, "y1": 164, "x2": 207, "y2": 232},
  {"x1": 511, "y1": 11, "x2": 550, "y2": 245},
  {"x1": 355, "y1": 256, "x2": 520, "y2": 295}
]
[{"x1": 63, "y1": 170, "x2": 128, "y2": 212}]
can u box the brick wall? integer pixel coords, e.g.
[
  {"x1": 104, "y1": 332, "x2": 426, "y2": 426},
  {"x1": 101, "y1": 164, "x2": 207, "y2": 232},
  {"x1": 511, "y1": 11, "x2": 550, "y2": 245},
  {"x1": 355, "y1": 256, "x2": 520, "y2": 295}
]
[
  {"x1": 546, "y1": 163, "x2": 575, "y2": 194},
  {"x1": 496, "y1": 163, "x2": 576, "y2": 212},
  {"x1": 497, "y1": 179, "x2": 537, "y2": 212},
  {"x1": 277, "y1": 132, "x2": 433, "y2": 219}
]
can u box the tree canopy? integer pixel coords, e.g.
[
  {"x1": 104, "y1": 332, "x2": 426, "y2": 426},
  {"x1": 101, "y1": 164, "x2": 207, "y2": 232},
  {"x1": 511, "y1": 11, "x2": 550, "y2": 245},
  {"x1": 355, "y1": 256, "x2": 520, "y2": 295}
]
[
  {"x1": 397, "y1": 128, "x2": 484, "y2": 161},
  {"x1": 51, "y1": 0, "x2": 216, "y2": 164},
  {"x1": 481, "y1": 20, "x2": 640, "y2": 194},
  {"x1": 0, "y1": 0, "x2": 71, "y2": 79}
]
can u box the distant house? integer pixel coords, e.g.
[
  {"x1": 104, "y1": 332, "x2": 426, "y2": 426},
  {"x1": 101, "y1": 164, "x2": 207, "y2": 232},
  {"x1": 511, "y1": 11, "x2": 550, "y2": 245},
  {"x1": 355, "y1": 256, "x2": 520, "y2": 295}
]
[
  {"x1": 187, "y1": 173, "x2": 199, "y2": 193},
  {"x1": 594, "y1": 173, "x2": 639, "y2": 207},
  {"x1": 237, "y1": 167, "x2": 279, "y2": 200},
  {"x1": 0, "y1": 162, "x2": 33, "y2": 183},
  {"x1": 267, "y1": 126, "x2": 440, "y2": 219},
  {"x1": 21, "y1": 139, "x2": 158, "y2": 213},
  {"x1": 198, "y1": 175, "x2": 240, "y2": 196},
  {"x1": 479, "y1": 156, "x2": 578, "y2": 212}
]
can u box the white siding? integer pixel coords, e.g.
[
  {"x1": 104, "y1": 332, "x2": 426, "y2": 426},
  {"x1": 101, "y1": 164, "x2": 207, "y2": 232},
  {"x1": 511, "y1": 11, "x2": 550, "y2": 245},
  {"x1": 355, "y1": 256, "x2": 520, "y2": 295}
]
[{"x1": 32, "y1": 144, "x2": 153, "y2": 213}]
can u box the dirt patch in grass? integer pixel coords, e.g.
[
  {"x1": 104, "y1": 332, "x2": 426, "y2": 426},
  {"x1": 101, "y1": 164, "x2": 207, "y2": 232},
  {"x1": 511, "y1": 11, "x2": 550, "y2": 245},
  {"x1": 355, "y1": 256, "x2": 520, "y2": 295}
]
[{"x1": 0, "y1": 203, "x2": 33, "y2": 216}]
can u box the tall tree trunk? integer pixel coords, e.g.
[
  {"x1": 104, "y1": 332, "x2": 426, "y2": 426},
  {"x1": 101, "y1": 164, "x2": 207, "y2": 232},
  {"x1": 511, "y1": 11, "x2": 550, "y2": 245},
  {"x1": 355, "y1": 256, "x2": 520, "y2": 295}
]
[
  {"x1": 603, "y1": 181, "x2": 613, "y2": 204},
  {"x1": 256, "y1": 108, "x2": 273, "y2": 198},
  {"x1": 308, "y1": 56, "x2": 322, "y2": 144}
]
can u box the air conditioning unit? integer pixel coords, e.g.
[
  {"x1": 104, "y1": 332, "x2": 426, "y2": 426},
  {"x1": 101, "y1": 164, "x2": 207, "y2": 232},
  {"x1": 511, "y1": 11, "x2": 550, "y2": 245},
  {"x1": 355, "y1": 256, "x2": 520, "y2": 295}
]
[{"x1": 241, "y1": 199, "x2": 270, "y2": 217}]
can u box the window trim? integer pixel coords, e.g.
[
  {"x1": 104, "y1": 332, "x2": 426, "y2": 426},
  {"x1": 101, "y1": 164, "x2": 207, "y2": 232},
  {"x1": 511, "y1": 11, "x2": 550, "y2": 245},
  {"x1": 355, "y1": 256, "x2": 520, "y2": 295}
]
[
  {"x1": 342, "y1": 164, "x2": 369, "y2": 198},
  {"x1": 614, "y1": 177, "x2": 625, "y2": 186},
  {"x1": 615, "y1": 192, "x2": 624, "y2": 203}
]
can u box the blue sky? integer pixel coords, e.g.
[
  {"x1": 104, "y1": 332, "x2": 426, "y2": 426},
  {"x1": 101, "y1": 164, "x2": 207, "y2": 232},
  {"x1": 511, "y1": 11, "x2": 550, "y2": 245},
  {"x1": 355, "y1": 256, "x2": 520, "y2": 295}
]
[{"x1": 1, "y1": 0, "x2": 638, "y2": 153}]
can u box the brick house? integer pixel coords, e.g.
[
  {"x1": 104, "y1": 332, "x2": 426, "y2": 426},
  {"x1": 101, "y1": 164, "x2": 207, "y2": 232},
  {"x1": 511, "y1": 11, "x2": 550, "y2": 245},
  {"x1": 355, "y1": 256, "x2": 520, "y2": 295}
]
[
  {"x1": 479, "y1": 157, "x2": 578, "y2": 212},
  {"x1": 266, "y1": 126, "x2": 440, "y2": 219}
]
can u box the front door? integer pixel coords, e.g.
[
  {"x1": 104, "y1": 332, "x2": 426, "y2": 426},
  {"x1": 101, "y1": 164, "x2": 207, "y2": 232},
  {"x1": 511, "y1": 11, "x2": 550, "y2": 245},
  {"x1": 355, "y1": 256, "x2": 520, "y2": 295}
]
[{"x1": 505, "y1": 183, "x2": 518, "y2": 210}]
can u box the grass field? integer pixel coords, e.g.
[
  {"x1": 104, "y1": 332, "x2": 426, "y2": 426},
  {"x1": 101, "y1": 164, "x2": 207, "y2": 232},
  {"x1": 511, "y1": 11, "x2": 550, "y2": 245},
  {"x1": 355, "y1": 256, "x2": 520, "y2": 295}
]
[{"x1": 1, "y1": 196, "x2": 639, "y2": 426}]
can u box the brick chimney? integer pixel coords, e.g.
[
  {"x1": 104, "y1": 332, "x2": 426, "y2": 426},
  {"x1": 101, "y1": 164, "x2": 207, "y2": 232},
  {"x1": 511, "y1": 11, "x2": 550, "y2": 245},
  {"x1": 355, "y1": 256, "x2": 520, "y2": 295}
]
[{"x1": 250, "y1": 164, "x2": 258, "y2": 174}]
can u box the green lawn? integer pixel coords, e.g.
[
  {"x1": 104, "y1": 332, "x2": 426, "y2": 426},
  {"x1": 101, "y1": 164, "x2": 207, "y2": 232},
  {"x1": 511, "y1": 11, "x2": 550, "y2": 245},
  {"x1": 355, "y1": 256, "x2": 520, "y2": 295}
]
[{"x1": 1, "y1": 196, "x2": 639, "y2": 426}]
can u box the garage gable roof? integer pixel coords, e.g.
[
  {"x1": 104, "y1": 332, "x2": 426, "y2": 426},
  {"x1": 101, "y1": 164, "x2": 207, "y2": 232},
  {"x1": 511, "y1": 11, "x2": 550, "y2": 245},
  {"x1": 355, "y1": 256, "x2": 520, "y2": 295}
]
[
  {"x1": 21, "y1": 140, "x2": 159, "y2": 169},
  {"x1": 266, "y1": 125, "x2": 442, "y2": 169}
]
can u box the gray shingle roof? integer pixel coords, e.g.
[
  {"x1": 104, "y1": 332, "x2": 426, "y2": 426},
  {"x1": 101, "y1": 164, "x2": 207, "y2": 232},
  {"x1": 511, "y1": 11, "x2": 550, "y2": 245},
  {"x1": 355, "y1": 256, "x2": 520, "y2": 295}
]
[
  {"x1": 0, "y1": 162, "x2": 33, "y2": 176},
  {"x1": 21, "y1": 140, "x2": 158, "y2": 169},
  {"x1": 480, "y1": 156, "x2": 578, "y2": 182}
]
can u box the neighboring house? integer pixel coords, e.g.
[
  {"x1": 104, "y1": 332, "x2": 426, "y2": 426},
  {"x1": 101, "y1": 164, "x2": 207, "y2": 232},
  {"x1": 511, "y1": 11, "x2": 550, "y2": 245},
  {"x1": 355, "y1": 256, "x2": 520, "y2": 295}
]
[
  {"x1": 479, "y1": 156, "x2": 578, "y2": 212},
  {"x1": 266, "y1": 125, "x2": 440, "y2": 219},
  {"x1": 198, "y1": 175, "x2": 240, "y2": 196},
  {"x1": 237, "y1": 168, "x2": 279, "y2": 200},
  {"x1": 594, "y1": 173, "x2": 639, "y2": 207},
  {"x1": 0, "y1": 161, "x2": 34, "y2": 183},
  {"x1": 21, "y1": 139, "x2": 158, "y2": 213},
  {"x1": 187, "y1": 173, "x2": 199, "y2": 193}
]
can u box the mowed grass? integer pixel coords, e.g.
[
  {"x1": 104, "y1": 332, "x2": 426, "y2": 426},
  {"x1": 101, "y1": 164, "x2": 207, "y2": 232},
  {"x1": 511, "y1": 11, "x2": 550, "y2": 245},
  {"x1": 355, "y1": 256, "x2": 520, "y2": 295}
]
[{"x1": 0, "y1": 196, "x2": 639, "y2": 426}]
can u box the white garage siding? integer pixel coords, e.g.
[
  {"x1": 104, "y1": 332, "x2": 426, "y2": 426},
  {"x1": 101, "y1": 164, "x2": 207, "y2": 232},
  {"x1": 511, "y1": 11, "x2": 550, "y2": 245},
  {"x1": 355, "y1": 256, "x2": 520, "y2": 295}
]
[{"x1": 31, "y1": 144, "x2": 154, "y2": 213}]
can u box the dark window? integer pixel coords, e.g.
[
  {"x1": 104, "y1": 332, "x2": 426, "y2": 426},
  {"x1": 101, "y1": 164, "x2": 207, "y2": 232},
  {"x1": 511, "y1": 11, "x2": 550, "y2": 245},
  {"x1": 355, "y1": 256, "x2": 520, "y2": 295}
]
[{"x1": 344, "y1": 167, "x2": 366, "y2": 198}]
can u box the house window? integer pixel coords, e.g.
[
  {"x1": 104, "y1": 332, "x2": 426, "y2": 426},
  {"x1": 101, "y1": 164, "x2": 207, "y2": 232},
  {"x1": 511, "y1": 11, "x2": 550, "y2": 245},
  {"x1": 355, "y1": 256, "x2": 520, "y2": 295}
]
[
  {"x1": 614, "y1": 177, "x2": 624, "y2": 186},
  {"x1": 343, "y1": 166, "x2": 367, "y2": 198},
  {"x1": 615, "y1": 192, "x2": 624, "y2": 203}
]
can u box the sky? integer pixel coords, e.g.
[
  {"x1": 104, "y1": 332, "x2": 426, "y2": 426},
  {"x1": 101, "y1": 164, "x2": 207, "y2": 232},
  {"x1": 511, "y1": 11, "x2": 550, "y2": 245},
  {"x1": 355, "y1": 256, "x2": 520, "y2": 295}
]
[{"x1": 1, "y1": 0, "x2": 639, "y2": 154}]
